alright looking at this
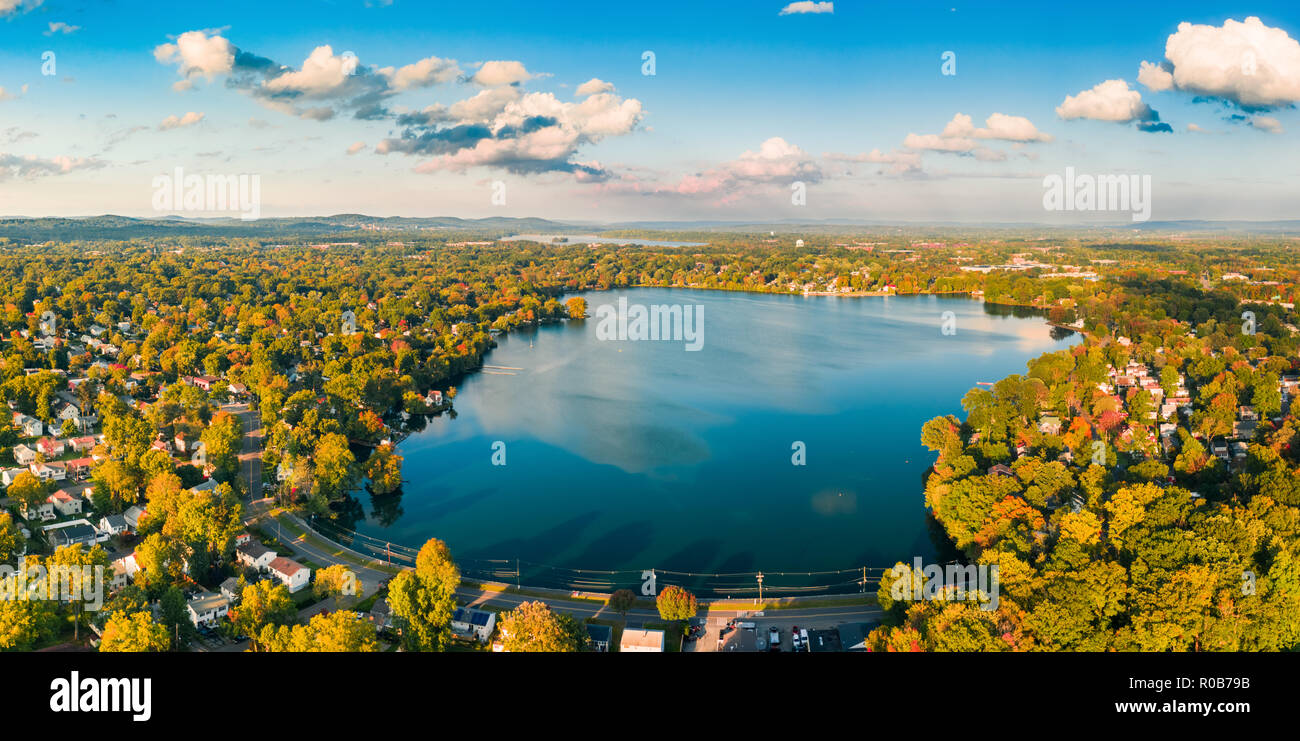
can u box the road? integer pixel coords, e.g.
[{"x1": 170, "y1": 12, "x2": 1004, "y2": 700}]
[{"x1": 225, "y1": 401, "x2": 263, "y2": 499}]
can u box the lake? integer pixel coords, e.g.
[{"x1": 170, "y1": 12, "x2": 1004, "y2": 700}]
[{"x1": 346, "y1": 289, "x2": 1079, "y2": 595}]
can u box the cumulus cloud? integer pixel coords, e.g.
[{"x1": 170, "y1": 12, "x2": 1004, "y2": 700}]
[
  {"x1": 0, "y1": 0, "x2": 42, "y2": 18},
  {"x1": 467, "y1": 60, "x2": 535, "y2": 87},
  {"x1": 0, "y1": 85, "x2": 27, "y2": 101},
  {"x1": 154, "y1": 31, "x2": 236, "y2": 83},
  {"x1": 1055, "y1": 78, "x2": 1170, "y2": 132},
  {"x1": 1137, "y1": 60, "x2": 1174, "y2": 91},
  {"x1": 668, "y1": 137, "x2": 822, "y2": 196},
  {"x1": 159, "y1": 111, "x2": 205, "y2": 130},
  {"x1": 575, "y1": 78, "x2": 615, "y2": 97},
  {"x1": 0, "y1": 152, "x2": 102, "y2": 180},
  {"x1": 1148, "y1": 17, "x2": 1300, "y2": 108},
  {"x1": 376, "y1": 55, "x2": 461, "y2": 90},
  {"x1": 900, "y1": 112, "x2": 1052, "y2": 163},
  {"x1": 779, "y1": 1, "x2": 833, "y2": 15},
  {"x1": 1249, "y1": 115, "x2": 1284, "y2": 133}
]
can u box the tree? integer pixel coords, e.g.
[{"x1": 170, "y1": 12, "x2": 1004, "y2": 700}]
[
  {"x1": 607, "y1": 588, "x2": 636, "y2": 618},
  {"x1": 314, "y1": 564, "x2": 361, "y2": 608},
  {"x1": 498, "y1": 601, "x2": 585, "y2": 652},
  {"x1": 655, "y1": 585, "x2": 698, "y2": 623},
  {"x1": 235, "y1": 580, "x2": 296, "y2": 650},
  {"x1": 363, "y1": 442, "x2": 404, "y2": 495},
  {"x1": 100, "y1": 610, "x2": 170, "y2": 652},
  {"x1": 260, "y1": 610, "x2": 379, "y2": 652},
  {"x1": 159, "y1": 586, "x2": 194, "y2": 649},
  {"x1": 6, "y1": 470, "x2": 48, "y2": 514},
  {"x1": 0, "y1": 512, "x2": 26, "y2": 563},
  {"x1": 386, "y1": 537, "x2": 460, "y2": 651},
  {"x1": 565, "y1": 297, "x2": 587, "y2": 320},
  {"x1": 200, "y1": 410, "x2": 243, "y2": 476},
  {"x1": 46, "y1": 543, "x2": 110, "y2": 641}
]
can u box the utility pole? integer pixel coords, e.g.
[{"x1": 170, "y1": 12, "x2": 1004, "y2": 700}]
[
  {"x1": 756, "y1": 572, "x2": 764, "y2": 604},
  {"x1": 861, "y1": 566, "x2": 867, "y2": 593}
]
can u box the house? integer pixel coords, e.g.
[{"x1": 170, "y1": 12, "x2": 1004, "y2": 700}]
[
  {"x1": 619, "y1": 628, "x2": 665, "y2": 652},
  {"x1": 190, "y1": 477, "x2": 217, "y2": 494},
  {"x1": 12, "y1": 444, "x2": 36, "y2": 465},
  {"x1": 219, "y1": 577, "x2": 242, "y2": 602},
  {"x1": 2, "y1": 467, "x2": 28, "y2": 486},
  {"x1": 68, "y1": 436, "x2": 96, "y2": 453},
  {"x1": 13, "y1": 414, "x2": 44, "y2": 438},
  {"x1": 173, "y1": 433, "x2": 188, "y2": 453},
  {"x1": 837, "y1": 622, "x2": 872, "y2": 652},
  {"x1": 424, "y1": 389, "x2": 444, "y2": 406},
  {"x1": 267, "y1": 556, "x2": 310, "y2": 593},
  {"x1": 123, "y1": 506, "x2": 147, "y2": 531},
  {"x1": 235, "y1": 541, "x2": 277, "y2": 571},
  {"x1": 451, "y1": 607, "x2": 497, "y2": 643},
  {"x1": 987, "y1": 463, "x2": 1015, "y2": 478},
  {"x1": 228, "y1": 382, "x2": 248, "y2": 398},
  {"x1": 109, "y1": 553, "x2": 139, "y2": 592},
  {"x1": 47, "y1": 490, "x2": 82, "y2": 517},
  {"x1": 186, "y1": 591, "x2": 230, "y2": 628},
  {"x1": 186, "y1": 375, "x2": 219, "y2": 392},
  {"x1": 585, "y1": 623, "x2": 612, "y2": 652},
  {"x1": 46, "y1": 523, "x2": 98, "y2": 549},
  {"x1": 369, "y1": 599, "x2": 393, "y2": 630},
  {"x1": 65, "y1": 458, "x2": 93, "y2": 479},
  {"x1": 1038, "y1": 415, "x2": 1062, "y2": 435},
  {"x1": 20, "y1": 499, "x2": 55, "y2": 522},
  {"x1": 98, "y1": 514, "x2": 128, "y2": 536},
  {"x1": 234, "y1": 533, "x2": 252, "y2": 547},
  {"x1": 29, "y1": 462, "x2": 67, "y2": 483},
  {"x1": 807, "y1": 629, "x2": 843, "y2": 652}
]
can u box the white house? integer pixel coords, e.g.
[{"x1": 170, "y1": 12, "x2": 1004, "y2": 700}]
[
  {"x1": 20, "y1": 499, "x2": 55, "y2": 522},
  {"x1": 451, "y1": 607, "x2": 497, "y2": 643},
  {"x1": 235, "y1": 542, "x2": 277, "y2": 571},
  {"x1": 267, "y1": 556, "x2": 310, "y2": 593},
  {"x1": 98, "y1": 514, "x2": 129, "y2": 536},
  {"x1": 619, "y1": 628, "x2": 665, "y2": 653},
  {"x1": 109, "y1": 553, "x2": 140, "y2": 592},
  {"x1": 12, "y1": 444, "x2": 36, "y2": 465},
  {"x1": 2, "y1": 467, "x2": 28, "y2": 486},
  {"x1": 13, "y1": 414, "x2": 45, "y2": 438},
  {"x1": 47, "y1": 489, "x2": 82, "y2": 517},
  {"x1": 29, "y1": 462, "x2": 67, "y2": 483},
  {"x1": 123, "y1": 505, "x2": 147, "y2": 531},
  {"x1": 219, "y1": 577, "x2": 242, "y2": 603},
  {"x1": 186, "y1": 591, "x2": 230, "y2": 628}
]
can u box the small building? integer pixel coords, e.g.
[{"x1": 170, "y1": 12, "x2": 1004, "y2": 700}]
[
  {"x1": 837, "y1": 622, "x2": 872, "y2": 652},
  {"x1": 1038, "y1": 415, "x2": 1062, "y2": 435},
  {"x1": 235, "y1": 541, "x2": 277, "y2": 571},
  {"x1": 12, "y1": 444, "x2": 36, "y2": 465},
  {"x1": 36, "y1": 437, "x2": 65, "y2": 458},
  {"x1": 368, "y1": 599, "x2": 392, "y2": 630},
  {"x1": 807, "y1": 629, "x2": 843, "y2": 652},
  {"x1": 451, "y1": 606, "x2": 497, "y2": 643},
  {"x1": 2, "y1": 467, "x2": 28, "y2": 486},
  {"x1": 20, "y1": 499, "x2": 56, "y2": 522},
  {"x1": 585, "y1": 623, "x2": 612, "y2": 652},
  {"x1": 48, "y1": 489, "x2": 83, "y2": 517},
  {"x1": 219, "y1": 577, "x2": 242, "y2": 602},
  {"x1": 123, "y1": 505, "x2": 147, "y2": 531},
  {"x1": 267, "y1": 556, "x2": 310, "y2": 593},
  {"x1": 987, "y1": 463, "x2": 1015, "y2": 478},
  {"x1": 619, "y1": 628, "x2": 665, "y2": 653},
  {"x1": 46, "y1": 523, "x2": 98, "y2": 549},
  {"x1": 186, "y1": 591, "x2": 230, "y2": 628},
  {"x1": 97, "y1": 514, "x2": 128, "y2": 536},
  {"x1": 109, "y1": 553, "x2": 139, "y2": 592}
]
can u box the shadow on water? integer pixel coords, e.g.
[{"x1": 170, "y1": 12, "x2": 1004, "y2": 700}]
[
  {"x1": 563, "y1": 521, "x2": 655, "y2": 569},
  {"x1": 471, "y1": 510, "x2": 602, "y2": 563}
]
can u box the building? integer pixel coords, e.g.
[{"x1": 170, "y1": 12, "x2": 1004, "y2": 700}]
[
  {"x1": 219, "y1": 577, "x2": 242, "y2": 602},
  {"x1": 235, "y1": 541, "x2": 277, "y2": 571},
  {"x1": 20, "y1": 499, "x2": 55, "y2": 522},
  {"x1": 123, "y1": 506, "x2": 147, "y2": 531},
  {"x1": 2, "y1": 467, "x2": 28, "y2": 486},
  {"x1": 807, "y1": 629, "x2": 843, "y2": 652},
  {"x1": 109, "y1": 553, "x2": 139, "y2": 592},
  {"x1": 837, "y1": 623, "x2": 872, "y2": 652},
  {"x1": 186, "y1": 591, "x2": 230, "y2": 627},
  {"x1": 97, "y1": 514, "x2": 128, "y2": 536},
  {"x1": 36, "y1": 437, "x2": 65, "y2": 458},
  {"x1": 45, "y1": 523, "x2": 98, "y2": 549},
  {"x1": 12, "y1": 444, "x2": 36, "y2": 465},
  {"x1": 368, "y1": 599, "x2": 393, "y2": 630},
  {"x1": 619, "y1": 628, "x2": 665, "y2": 653},
  {"x1": 267, "y1": 556, "x2": 310, "y2": 592},
  {"x1": 29, "y1": 462, "x2": 67, "y2": 483},
  {"x1": 451, "y1": 607, "x2": 497, "y2": 643},
  {"x1": 48, "y1": 490, "x2": 82, "y2": 517},
  {"x1": 585, "y1": 623, "x2": 612, "y2": 652}
]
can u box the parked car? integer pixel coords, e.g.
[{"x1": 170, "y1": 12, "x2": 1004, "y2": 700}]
[
  {"x1": 791, "y1": 626, "x2": 805, "y2": 651},
  {"x1": 768, "y1": 626, "x2": 781, "y2": 652}
]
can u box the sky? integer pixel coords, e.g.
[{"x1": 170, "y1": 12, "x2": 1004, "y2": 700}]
[{"x1": 1, "y1": 0, "x2": 1299, "y2": 223}]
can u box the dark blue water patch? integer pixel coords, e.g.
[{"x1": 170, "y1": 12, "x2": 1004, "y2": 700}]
[{"x1": 348, "y1": 289, "x2": 1079, "y2": 581}]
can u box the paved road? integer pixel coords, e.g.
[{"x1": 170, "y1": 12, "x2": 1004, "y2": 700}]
[{"x1": 224, "y1": 402, "x2": 263, "y2": 499}]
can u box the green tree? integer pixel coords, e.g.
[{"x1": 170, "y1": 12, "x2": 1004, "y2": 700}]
[
  {"x1": 498, "y1": 600, "x2": 585, "y2": 652},
  {"x1": 607, "y1": 588, "x2": 636, "y2": 618},
  {"x1": 655, "y1": 585, "x2": 698, "y2": 623},
  {"x1": 386, "y1": 538, "x2": 460, "y2": 651},
  {"x1": 100, "y1": 610, "x2": 170, "y2": 652}
]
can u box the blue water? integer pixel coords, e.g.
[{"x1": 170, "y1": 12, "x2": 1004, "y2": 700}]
[{"x1": 351, "y1": 289, "x2": 1078, "y2": 582}]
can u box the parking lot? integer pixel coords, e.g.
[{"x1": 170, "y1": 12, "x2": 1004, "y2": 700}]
[{"x1": 683, "y1": 611, "x2": 868, "y2": 653}]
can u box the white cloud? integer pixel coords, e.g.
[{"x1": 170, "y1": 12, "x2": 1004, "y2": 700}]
[
  {"x1": 154, "y1": 30, "x2": 236, "y2": 84},
  {"x1": 670, "y1": 137, "x2": 823, "y2": 195},
  {"x1": 1056, "y1": 79, "x2": 1151, "y2": 122},
  {"x1": 779, "y1": 1, "x2": 833, "y2": 15},
  {"x1": 1158, "y1": 16, "x2": 1300, "y2": 107},
  {"x1": 1137, "y1": 61, "x2": 1174, "y2": 91},
  {"x1": 1187, "y1": 123, "x2": 1208, "y2": 132},
  {"x1": 347, "y1": 141, "x2": 366, "y2": 154},
  {"x1": 44, "y1": 21, "x2": 80, "y2": 35},
  {"x1": 159, "y1": 111, "x2": 205, "y2": 130},
  {"x1": 377, "y1": 55, "x2": 461, "y2": 91},
  {"x1": 264, "y1": 46, "x2": 358, "y2": 96},
  {"x1": 1249, "y1": 115, "x2": 1284, "y2": 134},
  {"x1": 824, "y1": 148, "x2": 922, "y2": 175},
  {"x1": 0, "y1": 85, "x2": 28, "y2": 101},
  {"x1": 468, "y1": 60, "x2": 534, "y2": 87},
  {"x1": 575, "y1": 78, "x2": 615, "y2": 97},
  {"x1": 0, "y1": 152, "x2": 102, "y2": 180},
  {"x1": 0, "y1": 0, "x2": 42, "y2": 18}
]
